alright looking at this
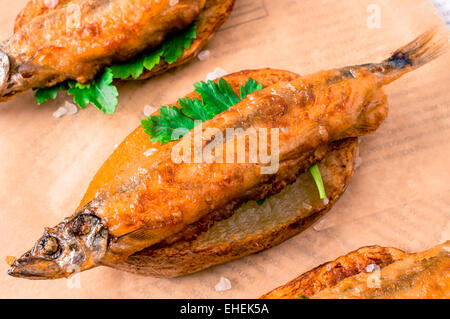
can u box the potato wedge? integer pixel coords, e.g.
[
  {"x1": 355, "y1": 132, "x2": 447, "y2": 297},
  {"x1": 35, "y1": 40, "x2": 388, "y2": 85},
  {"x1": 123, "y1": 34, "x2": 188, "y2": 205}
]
[
  {"x1": 262, "y1": 241, "x2": 450, "y2": 299},
  {"x1": 107, "y1": 137, "x2": 359, "y2": 277}
]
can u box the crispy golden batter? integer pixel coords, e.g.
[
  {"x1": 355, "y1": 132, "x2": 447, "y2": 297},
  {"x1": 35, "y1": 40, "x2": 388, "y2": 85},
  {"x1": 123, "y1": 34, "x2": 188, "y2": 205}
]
[
  {"x1": 0, "y1": 0, "x2": 206, "y2": 99},
  {"x1": 14, "y1": 0, "x2": 73, "y2": 32},
  {"x1": 262, "y1": 242, "x2": 449, "y2": 299}
]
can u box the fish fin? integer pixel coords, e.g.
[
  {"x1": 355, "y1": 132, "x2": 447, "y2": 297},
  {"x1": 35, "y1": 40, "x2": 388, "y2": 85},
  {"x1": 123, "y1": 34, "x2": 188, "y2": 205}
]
[
  {"x1": 385, "y1": 27, "x2": 448, "y2": 70},
  {"x1": 375, "y1": 27, "x2": 448, "y2": 85}
]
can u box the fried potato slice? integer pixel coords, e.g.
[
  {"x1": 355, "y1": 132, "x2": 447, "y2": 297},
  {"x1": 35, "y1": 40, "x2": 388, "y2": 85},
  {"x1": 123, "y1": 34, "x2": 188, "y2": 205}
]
[{"x1": 262, "y1": 241, "x2": 450, "y2": 299}]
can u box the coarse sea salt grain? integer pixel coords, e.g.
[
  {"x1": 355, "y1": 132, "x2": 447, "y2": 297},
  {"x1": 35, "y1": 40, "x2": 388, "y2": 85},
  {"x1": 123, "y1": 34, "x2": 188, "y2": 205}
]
[
  {"x1": 64, "y1": 101, "x2": 78, "y2": 115},
  {"x1": 214, "y1": 276, "x2": 232, "y2": 292},
  {"x1": 302, "y1": 202, "x2": 312, "y2": 210},
  {"x1": 170, "y1": 0, "x2": 179, "y2": 6},
  {"x1": 44, "y1": 0, "x2": 58, "y2": 9},
  {"x1": 52, "y1": 101, "x2": 78, "y2": 119},
  {"x1": 365, "y1": 264, "x2": 380, "y2": 273},
  {"x1": 144, "y1": 105, "x2": 157, "y2": 117},
  {"x1": 138, "y1": 167, "x2": 148, "y2": 175},
  {"x1": 53, "y1": 106, "x2": 67, "y2": 118},
  {"x1": 206, "y1": 67, "x2": 228, "y2": 81},
  {"x1": 355, "y1": 156, "x2": 363, "y2": 169},
  {"x1": 322, "y1": 198, "x2": 329, "y2": 205},
  {"x1": 197, "y1": 50, "x2": 210, "y2": 61},
  {"x1": 144, "y1": 148, "x2": 157, "y2": 156}
]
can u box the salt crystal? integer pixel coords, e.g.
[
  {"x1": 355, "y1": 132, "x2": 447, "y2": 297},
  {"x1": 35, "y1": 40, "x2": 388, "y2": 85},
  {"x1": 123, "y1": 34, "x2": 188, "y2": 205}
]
[
  {"x1": 286, "y1": 83, "x2": 296, "y2": 91},
  {"x1": 355, "y1": 156, "x2": 363, "y2": 169},
  {"x1": 137, "y1": 167, "x2": 148, "y2": 174},
  {"x1": 44, "y1": 0, "x2": 58, "y2": 9},
  {"x1": 214, "y1": 276, "x2": 232, "y2": 292},
  {"x1": 170, "y1": 0, "x2": 179, "y2": 6},
  {"x1": 53, "y1": 106, "x2": 67, "y2": 118},
  {"x1": 197, "y1": 50, "x2": 210, "y2": 61},
  {"x1": 144, "y1": 148, "x2": 157, "y2": 156},
  {"x1": 365, "y1": 264, "x2": 380, "y2": 273},
  {"x1": 302, "y1": 202, "x2": 312, "y2": 210},
  {"x1": 52, "y1": 101, "x2": 78, "y2": 119},
  {"x1": 63, "y1": 101, "x2": 78, "y2": 115},
  {"x1": 206, "y1": 67, "x2": 228, "y2": 81},
  {"x1": 318, "y1": 125, "x2": 328, "y2": 137},
  {"x1": 322, "y1": 198, "x2": 329, "y2": 205},
  {"x1": 144, "y1": 105, "x2": 157, "y2": 117},
  {"x1": 113, "y1": 144, "x2": 119, "y2": 150}
]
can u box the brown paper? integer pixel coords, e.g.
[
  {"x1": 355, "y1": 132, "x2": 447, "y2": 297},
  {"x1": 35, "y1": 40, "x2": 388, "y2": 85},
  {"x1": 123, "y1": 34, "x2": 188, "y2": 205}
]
[{"x1": 0, "y1": 0, "x2": 449, "y2": 298}]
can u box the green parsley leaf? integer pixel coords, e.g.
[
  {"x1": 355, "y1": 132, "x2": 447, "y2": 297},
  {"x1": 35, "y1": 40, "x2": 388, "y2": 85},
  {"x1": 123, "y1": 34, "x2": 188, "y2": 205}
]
[
  {"x1": 194, "y1": 79, "x2": 240, "y2": 117},
  {"x1": 110, "y1": 56, "x2": 145, "y2": 80},
  {"x1": 33, "y1": 82, "x2": 69, "y2": 104},
  {"x1": 240, "y1": 78, "x2": 264, "y2": 99},
  {"x1": 178, "y1": 97, "x2": 211, "y2": 121},
  {"x1": 309, "y1": 164, "x2": 328, "y2": 200},
  {"x1": 110, "y1": 24, "x2": 196, "y2": 80},
  {"x1": 34, "y1": 86, "x2": 59, "y2": 104},
  {"x1": 256, "y1": 198, "x2": 267, "y2": 206},
  {"x1": 162, "y1": 24, "x2": 197, "y2": 64},
  {"x1": 143, "y1": 47, "x2": 164, "y2": 71},
  {"x1": 141, "y1": 105, "x2": 195, "y2": 144},
  {"x1": 299, "y1": 296, "x2": 309, "y2": 299},
  {"x1": 142, "y1": 77, "x2": 262, "y2": 144},
  {"x1": 35, "y1": 24, "x2": 196, "y2": 112},
  {"x1": 67, "y1": 68, "x2": 118, "y2": 114}
]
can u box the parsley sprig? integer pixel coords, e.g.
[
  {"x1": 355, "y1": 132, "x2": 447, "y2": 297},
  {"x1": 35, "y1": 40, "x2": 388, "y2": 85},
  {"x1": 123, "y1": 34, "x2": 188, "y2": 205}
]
[
  {"x1": 34, "y1": 24, "x2": 197, "y2": 113},
  {"x1": 141, "y1": 78, "x2": 262, "y2": 144}
]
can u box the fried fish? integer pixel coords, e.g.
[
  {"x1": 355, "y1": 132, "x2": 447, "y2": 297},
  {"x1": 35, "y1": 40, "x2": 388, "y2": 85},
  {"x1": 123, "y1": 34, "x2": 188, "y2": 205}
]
[
  {"x1": 8, "y1": 29, "x2": 446, "y2": 279},
  {"x1": 0, "y1": 0, "x2": 236, "y2": 101}
]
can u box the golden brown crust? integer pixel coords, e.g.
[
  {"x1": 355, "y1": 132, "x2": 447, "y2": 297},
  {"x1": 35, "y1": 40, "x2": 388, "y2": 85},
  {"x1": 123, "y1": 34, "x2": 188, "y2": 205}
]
[
  {"x1": 105, "y1": 137, "x2": 359, "y2": 277},
  {"x1": 14, "y1": 0, "x2": 72, "y2": 32},
  {"x1": 261, "y1": 246, "x2": 409, "y2": 299}
]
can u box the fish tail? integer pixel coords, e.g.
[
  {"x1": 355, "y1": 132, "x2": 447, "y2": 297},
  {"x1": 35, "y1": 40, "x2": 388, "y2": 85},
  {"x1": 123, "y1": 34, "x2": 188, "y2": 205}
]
[{"x1": 377, "y1": 27, "x2": 448, "y2": 85}]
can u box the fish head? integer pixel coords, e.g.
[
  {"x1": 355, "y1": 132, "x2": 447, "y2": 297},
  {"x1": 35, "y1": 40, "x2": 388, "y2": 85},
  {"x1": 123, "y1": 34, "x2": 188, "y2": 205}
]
[
  {"x1": 0, "y1": 50, "x2": 9, "y2": 93},
  {"x1": 8, "y1": 211, "x2": 108, "y2": 279}
]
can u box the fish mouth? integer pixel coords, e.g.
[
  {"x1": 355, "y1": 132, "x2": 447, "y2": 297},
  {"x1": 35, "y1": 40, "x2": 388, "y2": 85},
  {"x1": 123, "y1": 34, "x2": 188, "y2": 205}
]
[
  {"x1": 7, "y1": 254, "x2": 69, "y2": 280},
  {"x1": 0, "y1": 49, "x2": 10, "y2": 93},
  {"x1": 8, "y1": 212, "x2": 110, "y2": 280}
]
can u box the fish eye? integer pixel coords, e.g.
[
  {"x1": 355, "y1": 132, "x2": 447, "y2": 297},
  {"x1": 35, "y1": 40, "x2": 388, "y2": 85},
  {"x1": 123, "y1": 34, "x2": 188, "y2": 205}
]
[
  {"x1": 39, "y1": 236, "x2": 60, "y2": 257},
  {"x1": 70, "y1": 214, "x2": 94, "y2": 236}
]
